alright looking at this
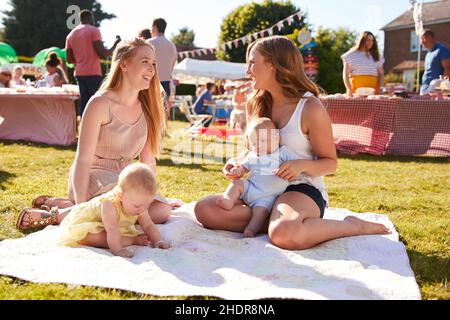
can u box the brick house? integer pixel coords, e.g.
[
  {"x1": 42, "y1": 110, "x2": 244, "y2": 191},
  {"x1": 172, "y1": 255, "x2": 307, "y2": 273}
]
[{"x1": 382, "y1": 0, "x2": 450, "y2": 90}]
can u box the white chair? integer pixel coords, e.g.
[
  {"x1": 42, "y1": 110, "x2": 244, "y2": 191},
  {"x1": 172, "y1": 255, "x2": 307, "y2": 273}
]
[{"x1": 178, "y1": 96, "x2": 212, "y2": 135}]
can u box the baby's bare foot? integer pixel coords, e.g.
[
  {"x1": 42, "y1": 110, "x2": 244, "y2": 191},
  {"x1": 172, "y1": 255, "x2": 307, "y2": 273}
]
[
  {"x1": 243, "y1": 229, "x2": 255, "y2": 238},
  {"x1": 216, "y1": 196, "x2": 234, "y2": 211},
  {"x1": 134, "y1": 234, "x2": 150, "y2": 246},
  {"x1": 344, "y1": 216, "x2": 391, "y2": 235}
]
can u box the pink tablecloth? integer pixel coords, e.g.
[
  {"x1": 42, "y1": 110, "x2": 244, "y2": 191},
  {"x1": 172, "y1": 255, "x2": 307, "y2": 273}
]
[
  {"x1": 321, "y1": 97, "x2": 450, "y2": 157},
  {"x1": 0, "y1": 93, "x2": 78, "y2": 146}
]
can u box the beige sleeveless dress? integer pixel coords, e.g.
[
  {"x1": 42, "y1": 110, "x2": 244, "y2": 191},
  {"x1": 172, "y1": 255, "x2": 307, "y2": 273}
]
[{"x1": 68, "y1": 94, "x2": 168, "y2": 204}]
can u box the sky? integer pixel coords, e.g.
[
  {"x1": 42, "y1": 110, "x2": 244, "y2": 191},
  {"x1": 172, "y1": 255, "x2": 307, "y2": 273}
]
[{"x1": 0, "y1": 0, "x2": 436, "y2": 50}]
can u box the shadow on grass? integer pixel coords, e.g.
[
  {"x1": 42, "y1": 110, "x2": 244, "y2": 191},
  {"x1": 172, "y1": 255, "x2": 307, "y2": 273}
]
[
  {"x1": 0, "y1": 171, "x2": 16, "y2": 191},
  {"x1": 157, "y1": 158, "x2": 221, "y2": 173},
  {"x1": 0, "y1": 140, "x2": 77, "y2": 152},
  {"x1": 407, "y1": 249, "x2": 449, "y2": 294},
  {"x1": 338, "y1": 153, "x2": 450, "y2": 164}
]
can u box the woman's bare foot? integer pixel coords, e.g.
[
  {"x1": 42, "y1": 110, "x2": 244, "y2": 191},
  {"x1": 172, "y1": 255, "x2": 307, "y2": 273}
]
[
  {"x1": 216, "y1": 196, "x2": 234, "y2": 211},
  {"x1": 32, "y1": 196, "x2": 74, "y2": 210},
  {"x1": 243, "y1": 228, "x2": 255, "y2": 238},
  {"x1": 133, "y1": 234, "x2": 150, "y2": 246},
  {"x1": 344, "y1": 216, "x2": 391, "y2": 235}
]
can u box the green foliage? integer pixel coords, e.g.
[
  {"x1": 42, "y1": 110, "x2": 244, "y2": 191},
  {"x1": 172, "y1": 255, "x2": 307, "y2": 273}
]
[
  {"x1": 384, "y1": 72, "x2": 403, "y2": 84},
  {"x1": 171, "y1": 27, "x2": 195, "y2": 47},
  {"x1": 314, "y1": 27, "x2": 357, "y2": 94},
  {"x1": 2, "y1": 0, "x2": 115, "y2": 56},
  {"x1": 217, "y1": 0, "x2": 305, "y2": 62}
]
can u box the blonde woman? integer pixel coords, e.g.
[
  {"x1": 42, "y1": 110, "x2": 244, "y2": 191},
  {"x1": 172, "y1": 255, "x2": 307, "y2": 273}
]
[
  {"x1": 342, "y1": 31, "x2": 384, "y2": 96},
  {"x1": 17, "y1": 38, "x2": 171, "y2": 231},
  {"x1": 195, "y1": 36, "x2": 390, "y2": 250}
]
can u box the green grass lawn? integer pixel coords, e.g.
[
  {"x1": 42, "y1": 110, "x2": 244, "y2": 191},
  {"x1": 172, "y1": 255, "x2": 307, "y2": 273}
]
[{"x1": 0, "y1": 120, "x2": 449, "y2": 300}]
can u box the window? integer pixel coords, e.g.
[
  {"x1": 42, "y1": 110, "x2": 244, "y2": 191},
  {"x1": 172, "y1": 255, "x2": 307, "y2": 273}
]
[{"x1": 410, "y1": 31, "x2": 421, "y2": 52}]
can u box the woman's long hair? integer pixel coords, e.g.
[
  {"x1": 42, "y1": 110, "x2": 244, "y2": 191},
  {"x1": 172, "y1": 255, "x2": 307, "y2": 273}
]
[
  {"x1": 354, "y1": 31, "x2": 380, "y2": 62},
  {"x1": 99, "y1": 38, "x2": 166, "y2": 156},
  {"x1": 246, "y1": 36, "x2": 321, "y2": 120}
]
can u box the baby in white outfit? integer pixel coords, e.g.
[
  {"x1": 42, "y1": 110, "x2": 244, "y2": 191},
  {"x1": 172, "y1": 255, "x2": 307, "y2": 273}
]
[{"x1": 217, "y1": 117, "x2": 298, "y2": 237}]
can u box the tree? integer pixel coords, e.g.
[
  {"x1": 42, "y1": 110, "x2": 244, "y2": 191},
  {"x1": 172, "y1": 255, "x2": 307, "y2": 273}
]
[
  {"x1": 0, "y1": 28, "x2": 4, "y2": 42},
  {"x1": 2, "y1": 0, "x2": 115, "y2": 57},
  {"x1": 313, "y1": 27, "x2": 357, "y2": 94},
  {"x1": 171, "y1": 27, "x2": 195, "y2": 47},
  {"x1": 217, "y1": 0, "x2": 305, "y2": 62}
]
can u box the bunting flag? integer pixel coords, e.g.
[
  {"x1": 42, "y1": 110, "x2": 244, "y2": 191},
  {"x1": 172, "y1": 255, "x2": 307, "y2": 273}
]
[{"x1": 177, "y1": 10, "x2": 302, "y2": 59}]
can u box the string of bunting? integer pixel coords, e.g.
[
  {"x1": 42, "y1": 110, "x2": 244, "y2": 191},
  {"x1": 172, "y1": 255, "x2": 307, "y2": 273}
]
[{"x1": 177, "y1": 11, "x2": 303, "y2": 59}]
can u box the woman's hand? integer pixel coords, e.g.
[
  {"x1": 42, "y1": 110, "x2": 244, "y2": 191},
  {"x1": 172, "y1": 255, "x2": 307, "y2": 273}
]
[{"x1": 274, "y1": 160, "x2": 304, "y2": 182}]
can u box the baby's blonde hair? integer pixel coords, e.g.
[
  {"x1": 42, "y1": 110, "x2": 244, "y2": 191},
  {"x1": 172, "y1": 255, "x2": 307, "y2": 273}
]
[{"x1": 117, "y1": 163, "x2": 156, "y2": 195}]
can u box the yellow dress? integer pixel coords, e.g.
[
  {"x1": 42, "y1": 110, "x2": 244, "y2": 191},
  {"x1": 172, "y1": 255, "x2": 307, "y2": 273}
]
[{"x1": 59, "y1": 189, "x2": 142, "y2": 247}]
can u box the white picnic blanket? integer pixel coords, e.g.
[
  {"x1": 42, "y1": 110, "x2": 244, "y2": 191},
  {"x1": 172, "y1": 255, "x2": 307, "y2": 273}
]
[{"x1": 0, "y1": 202, "x2": 421, "y2": 300}]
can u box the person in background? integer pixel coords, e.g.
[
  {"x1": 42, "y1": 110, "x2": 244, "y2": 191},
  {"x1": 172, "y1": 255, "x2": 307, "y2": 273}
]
[
  {"x1": 65, "y1": 9, "x2": 121, "y2": 116},
  {"x1": 0, "y1": 65, "x2": 12, "y2": 88},
  {"x1": 230, "y1": 82, "x2": 249, "y2": 130},
  {"x1": 193, "y1": 82, "x2": 215, "y2": 127},
  {"x1": 341, "y1": 31, "x2": 384, "y2": 96},
  {"x1": 196, "y1": 84, "x2": 206, "y2": 97},
  {"x1": 44, "y1": 53, "x2": 68, "y2": 87},
  {"x1": 11, "y1": 65, "x2": 27, "y2": 86},
  {"x1": 148, "y1": 18, "x2": 178, "y2": 119},
  {"x1": 420, "y1": 29, "x2": 450, "y2": 95},
  {"x1": 138, "y1": 28, "x2": 152, "y2": 41}
]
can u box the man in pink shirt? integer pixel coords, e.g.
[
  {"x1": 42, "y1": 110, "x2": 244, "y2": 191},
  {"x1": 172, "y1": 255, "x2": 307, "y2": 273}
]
[{"x1": 65, "y1": 10, "x2": 121, "y2": 116}]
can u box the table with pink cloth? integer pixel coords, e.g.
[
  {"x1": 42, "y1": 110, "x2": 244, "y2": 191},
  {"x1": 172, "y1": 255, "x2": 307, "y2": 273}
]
[
  {"x1": 0, "y1": 92, "x2": 79, "y2": 146},
  {"x1": 321, "y1": 97, "x2": 450, "y2": 157}
]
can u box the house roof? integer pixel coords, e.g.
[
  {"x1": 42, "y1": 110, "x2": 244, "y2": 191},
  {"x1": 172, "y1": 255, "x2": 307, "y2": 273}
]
[
  {"x1": 392, "y1": 60, "x2": 425, "y2": 71},
  {"x1": 382, "y1": 0, "x2": 450, "y2": 31}
]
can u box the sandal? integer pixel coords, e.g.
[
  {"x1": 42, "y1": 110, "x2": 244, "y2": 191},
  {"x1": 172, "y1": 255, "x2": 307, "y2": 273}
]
[{"x1": 16, "y1": 207, "x2": 59, "y2": 232}]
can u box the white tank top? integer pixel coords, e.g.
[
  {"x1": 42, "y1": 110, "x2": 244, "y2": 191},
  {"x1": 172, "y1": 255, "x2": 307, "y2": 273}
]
[{"x1": 279, "y1": 92, "x2": 329, "y2": 204}]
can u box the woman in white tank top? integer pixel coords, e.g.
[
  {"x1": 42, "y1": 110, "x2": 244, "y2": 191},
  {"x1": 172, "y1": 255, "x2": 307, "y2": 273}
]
[{"x1": 195, "y1": 36, "x2": 390, "y2": 250}]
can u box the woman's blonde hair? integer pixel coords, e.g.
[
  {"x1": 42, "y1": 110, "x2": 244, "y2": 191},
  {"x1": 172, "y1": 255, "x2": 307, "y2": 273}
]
[
  {"x1": 99, "y1": 38, "x2": 166, "y2": 155},
  {"x1": 246, "y1": 36, "x2": 321, "y2": 120}
]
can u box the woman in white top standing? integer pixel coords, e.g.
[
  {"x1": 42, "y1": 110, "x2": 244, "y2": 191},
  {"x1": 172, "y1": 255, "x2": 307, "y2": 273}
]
[
  {"x1": 195, "y1": 36, "x2": 390, "y2": 250},
  {"x1": 342, "y1": 31, "x2": 384, "y2": 96}
]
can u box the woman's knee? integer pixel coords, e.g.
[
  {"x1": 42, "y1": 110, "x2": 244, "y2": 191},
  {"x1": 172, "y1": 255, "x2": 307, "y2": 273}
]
[
  {"x1": 194, "y1": 197, "x2": 216, "y2": 227},
  {"x1": 268, "y1": 220, "x2": 310, "y2": 250}
]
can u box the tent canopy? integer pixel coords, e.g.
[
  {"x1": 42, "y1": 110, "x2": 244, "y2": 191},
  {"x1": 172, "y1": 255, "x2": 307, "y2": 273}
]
[
  {"x1": 33, "y1": 47, "x2": 67, "y2": 67},
  {"x1": 173, "y1": 58, "x2": 246, "y2": 83},
  {"x1": 0, "y1": 42, "x2": 18, "y2": 65}
]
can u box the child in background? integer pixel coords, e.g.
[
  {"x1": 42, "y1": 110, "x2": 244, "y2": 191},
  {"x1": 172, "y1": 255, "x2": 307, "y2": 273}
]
[
  {"x1": 11, "y1": 65, "x2": 27, "y2": 86},
  {"x1": 59, "y1": 163, "x2": 170, "y2": 258},
  {"x1": 216, "y1": 118, "x2": 299, "y2": 238}
]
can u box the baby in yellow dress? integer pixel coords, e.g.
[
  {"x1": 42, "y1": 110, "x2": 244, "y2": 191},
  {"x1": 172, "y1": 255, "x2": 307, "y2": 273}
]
[{"x1": 59, "y1": 163, "x2": 170, "y2": 258}]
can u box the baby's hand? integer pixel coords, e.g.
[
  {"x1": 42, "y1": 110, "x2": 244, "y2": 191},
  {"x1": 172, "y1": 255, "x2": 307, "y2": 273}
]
[
  {"x1": 113, "y1": 248, "x2": 134, "y2": 258},
  {"x1": 154, "y1": 240, "x2": 171, "y2": 250},
  {"x1": 230, "y1": 166, "x2": 242, "y2": 176}
]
